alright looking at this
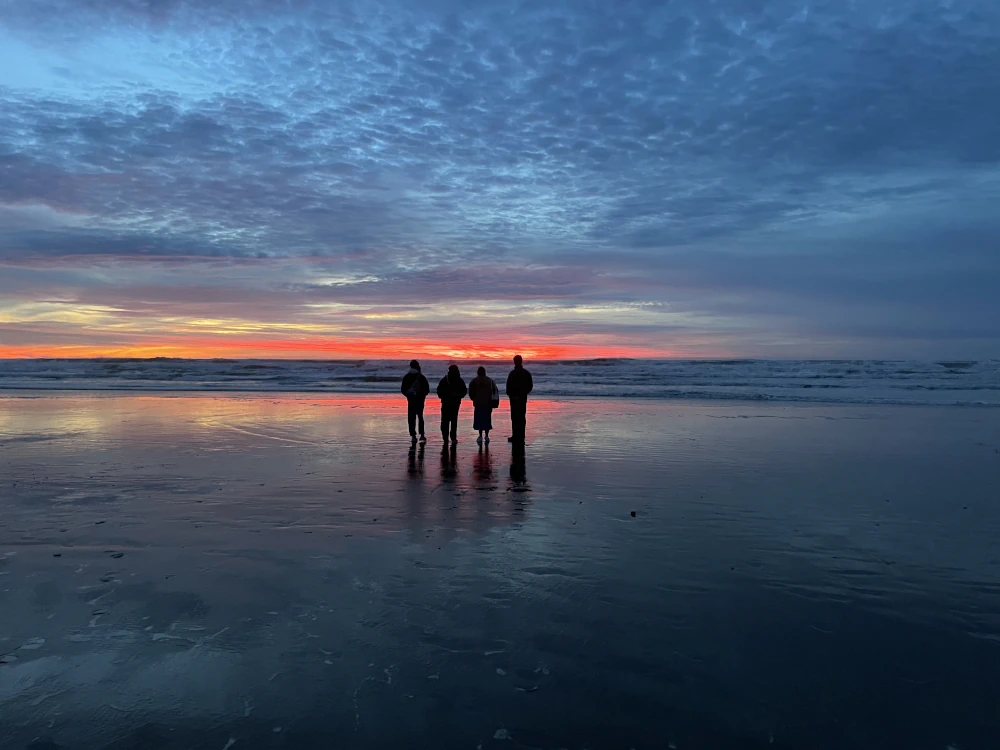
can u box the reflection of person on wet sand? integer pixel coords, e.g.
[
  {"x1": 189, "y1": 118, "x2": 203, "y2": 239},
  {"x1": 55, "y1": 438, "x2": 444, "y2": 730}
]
[
  {"x1": 473, "y1": 444, "x2": 494, "y2": 484},
  {"x1": 407, "y1": 441, "x2": 425, "y2": 477},
  {"x1": 440, "y1": 443, "x2": 458, "y2": 482},
  {"x1": 509, "y1": 443, "x2": 527, "y2": 488}
]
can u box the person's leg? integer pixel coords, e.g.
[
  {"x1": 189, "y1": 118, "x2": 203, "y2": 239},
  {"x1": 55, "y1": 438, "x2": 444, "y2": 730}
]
[
  {"x1": 417, "y1": 404, "x2": 425, "y2": 438},
  {"x1": 407, "y1": 402, "x2": 417, "y2": 437},
  {"x1": 442, "y1": 406, "x2": 453, "y2": 441},
  {"x1": 450, "y1": 407, "x2": 459, "y2": 441}
]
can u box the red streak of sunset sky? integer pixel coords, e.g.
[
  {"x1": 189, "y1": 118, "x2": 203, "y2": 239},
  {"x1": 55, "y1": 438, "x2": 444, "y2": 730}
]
[{"x1": 0, "y1": 337, "x2": 679, "y2": 360}]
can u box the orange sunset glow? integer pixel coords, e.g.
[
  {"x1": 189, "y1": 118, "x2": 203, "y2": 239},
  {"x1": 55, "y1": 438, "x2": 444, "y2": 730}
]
[{"x1": 0, "y1": 338, "x2": 672, "y2": 361}]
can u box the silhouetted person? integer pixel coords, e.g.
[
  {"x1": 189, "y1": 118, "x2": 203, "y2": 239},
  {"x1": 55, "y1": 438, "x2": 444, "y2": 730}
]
[
  {"x1": 468, "y1": 365, "x2": 498, "y2": 446},
  {"x1": 505, "y1": 355, "x2": 533, "y2": 442},
  {"x1": 400, "y1": 359, "x2": 430, "y2": 442},
  {"x1": 436, "y1": 364, "x2": 467, "y2": 444}
]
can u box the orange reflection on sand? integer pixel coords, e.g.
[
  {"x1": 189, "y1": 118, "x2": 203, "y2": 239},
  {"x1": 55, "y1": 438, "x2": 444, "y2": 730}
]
[
  {"x1": 120, "y1": 393, "x2": 570, "y2": 449},
  {"x1": 130, "y1": 393, "x2": 567, "y2": 430},
  {"x1": 131, "y1": 394, "x2": 408, "y2": 409},
  {"x1": 255, "y1": 394, "x2": 570, "y2": 412},
  {"x1": 154, "y1": 393, "x2": 569, "y2": 412}
]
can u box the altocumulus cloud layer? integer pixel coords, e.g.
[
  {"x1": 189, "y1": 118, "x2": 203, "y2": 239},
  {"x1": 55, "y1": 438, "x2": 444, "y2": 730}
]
[{"x1": 1, "y1": 0, "x2": 999, "y2": 357}]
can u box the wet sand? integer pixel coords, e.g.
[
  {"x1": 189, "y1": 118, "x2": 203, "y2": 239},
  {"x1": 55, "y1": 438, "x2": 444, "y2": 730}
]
[{"x1": 1, "y1": 393, "x2": 999, "y2": 749}]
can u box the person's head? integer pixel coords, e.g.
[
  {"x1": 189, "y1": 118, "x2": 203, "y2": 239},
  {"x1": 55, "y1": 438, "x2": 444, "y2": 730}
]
[
  {"x1": 477, "y1": 366, "x2": 486, "y2": 377},
  {"x1": 409, "y1": 359, "x2": 420, "y2": 371},
  {"x1": 513, "y1": 355, "x2": 523, "y2": 368},
  {"x1": 448, "y1": 364, "x2": 460, "y2": 380}
]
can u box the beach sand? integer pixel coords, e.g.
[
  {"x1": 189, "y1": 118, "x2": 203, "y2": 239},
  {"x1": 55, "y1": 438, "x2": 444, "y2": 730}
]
[{"x1": 1, "y1": 393, "x2": 999, "y2": 749}]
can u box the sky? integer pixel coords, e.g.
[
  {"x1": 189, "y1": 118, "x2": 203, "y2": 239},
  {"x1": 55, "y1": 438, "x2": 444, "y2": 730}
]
[{"x1": 1, "y1": 0, "x2": 998, "y2": 360}]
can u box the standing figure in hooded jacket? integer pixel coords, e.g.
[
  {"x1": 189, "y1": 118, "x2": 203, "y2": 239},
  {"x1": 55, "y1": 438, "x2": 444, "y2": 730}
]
[
  {"x1": 400, "y1": 359, "x2": 430, "y2": 442},
  {"x1": 468, "y1": 366, "x2": 498, "y2": 446},
  {"x1": 505, "y1": 354, "x2": 534, "y2": 443},
  {"x1": 436, "y1": 364, "x2": 467, "y2": 444}
]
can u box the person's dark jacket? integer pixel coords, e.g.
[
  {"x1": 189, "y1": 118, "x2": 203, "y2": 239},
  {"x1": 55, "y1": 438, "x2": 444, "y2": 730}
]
[
  {"x1": 468, "y1": 375, "x2": 496, "y2": 409},
  {"x1": 437, "y1": 373, "x2": 468, "y2": 409},
  {"x1": 401, "y1": 370, "x2": 430, "y2": 404},
  {"x1": 506, "y1": 366, "x2": 534, "y2": 401}
]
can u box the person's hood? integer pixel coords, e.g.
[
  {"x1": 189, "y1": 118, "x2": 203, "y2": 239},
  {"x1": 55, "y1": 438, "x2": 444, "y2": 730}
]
[{"x1": 408, "y1": 367, "x2": 420, "y2": 375}]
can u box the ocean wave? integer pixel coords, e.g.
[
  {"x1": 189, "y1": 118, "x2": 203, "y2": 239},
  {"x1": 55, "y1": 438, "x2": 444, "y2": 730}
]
[{"x1": 1, "y1": 358, "x2": 998, "y2": 407}]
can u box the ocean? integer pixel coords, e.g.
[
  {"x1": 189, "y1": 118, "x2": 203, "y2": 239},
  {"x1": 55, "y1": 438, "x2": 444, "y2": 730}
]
[{"x1": 1, "y1": 357, "x2": 998, "y2": 406}]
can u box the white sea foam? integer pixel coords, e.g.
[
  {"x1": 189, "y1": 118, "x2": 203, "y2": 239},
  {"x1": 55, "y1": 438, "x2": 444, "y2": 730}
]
[{"x1": 0, "y1": 358, "x2": 998, "y2": 406}]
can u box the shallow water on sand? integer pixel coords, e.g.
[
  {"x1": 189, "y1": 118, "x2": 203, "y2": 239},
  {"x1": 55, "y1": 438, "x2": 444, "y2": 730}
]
[{"x1": 1, "y1": 394, "x2": 999, "y2": 749}]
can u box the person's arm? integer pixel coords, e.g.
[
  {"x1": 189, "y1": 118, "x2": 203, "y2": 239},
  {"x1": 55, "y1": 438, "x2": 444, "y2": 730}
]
[
  {"x1": 526, "y1": 371, "x2": 533, "y2": 395},
  {"x1": 505, "y1": 372, "x2": 513, "y2": 396},
  {"x1": 459, "y1": 381, "x2": 468, "y2": 399},
  {"x1": 401, "y1": 375, "x2": 409, "y2": 396},
  {"x1": 422, "y1": 375, "x2": 430, "y2": 397},
  {"x1": 436, "y1": 378, "x2": 446, "y2": 399}
]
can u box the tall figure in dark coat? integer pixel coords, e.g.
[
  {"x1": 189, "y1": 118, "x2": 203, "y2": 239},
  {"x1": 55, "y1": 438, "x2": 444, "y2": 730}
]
[
  {"x1": 505, "y1": 355, "x2": 533, "y2": 443},
  {"x1": 436, "y1": 364, "x2": 467, "y2": 444},
  {"x1": 400, "y1": 359, "x2": 430, "y2": 442}
]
